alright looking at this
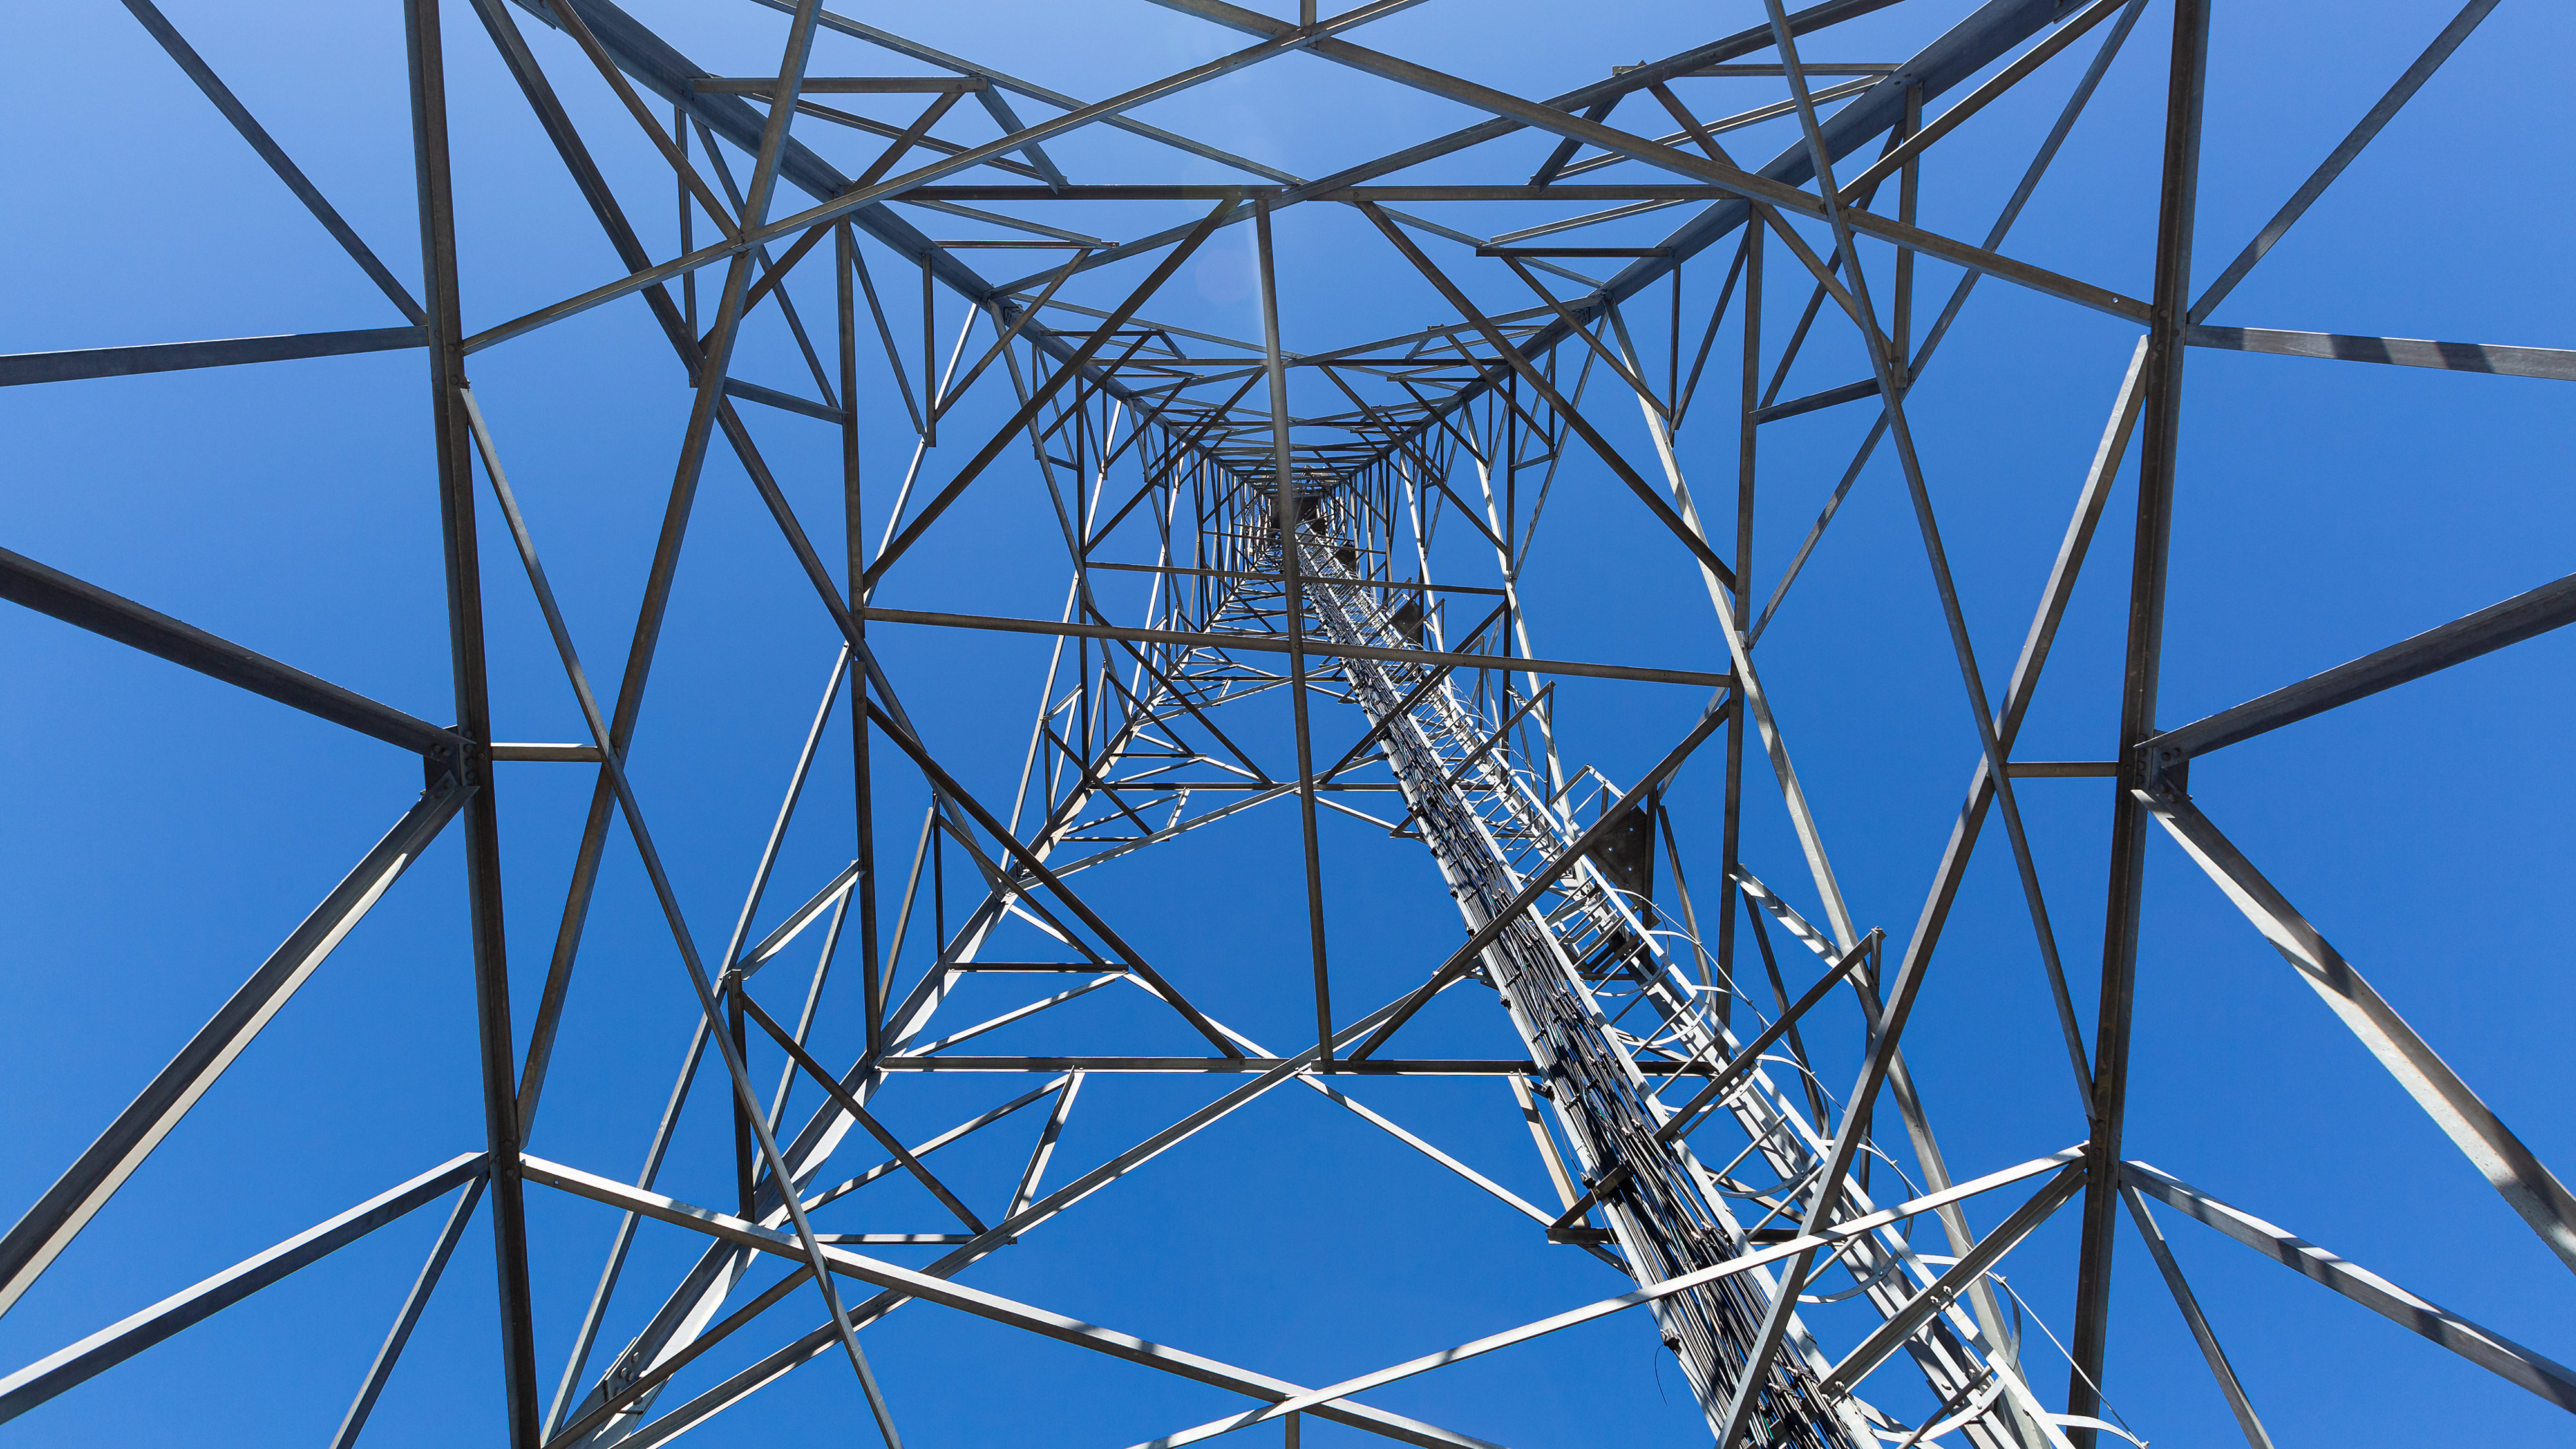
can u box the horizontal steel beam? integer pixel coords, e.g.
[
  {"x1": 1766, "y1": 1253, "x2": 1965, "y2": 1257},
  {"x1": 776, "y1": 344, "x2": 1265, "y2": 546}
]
[
  {"x1": 909, "y1": 184, "x2": 1742, "y2": 202},
  {"x1": 0, "y1": 545, "x2": 457, "y2": 758},
  {"x1": 1750, "y1": 375, "x2": 1879, "y2": 423},
  {"x1": 1652, "y1": 63, "x2": 1899, "y2": 76},
  {"x1": 2148, "y1": 568, "x2": 2576, "y2": 761},
  {"x1": 489, "y1": 741, "x2": 604, "y2": 762},
  {"x1": 2188, "y1": 325, "x2": 2576, "y2": 382},
  {"x1": 694, "y1": 75, "x2": 987, "y2": 93},
  {"x1": 721, "y1": 376, "x2": 844, "y2": 422},
  {"x1": 0, "y1": 327, "x2": 425, "y2": 387},
  {"x1": 1331, "y1": 185, "x2": 1741, "y2": 200},
  {"x1": 2004, "y1": 759, "x2": 2117, "y2": 777},
  {"x1": 1088, "y1": 560, "x2": 1506, "y2": 595},
  {"x1": 906, "y1": 184, "x2": 1282, "y2": 200},
  {"x1": 876, "y1": 1057, "x2": 1544, "y2": 1074},
  {"x1": 1475, "y1": 246, "x2": 1667, "y2": 258},
  {"x1": 859, "y1": 606, "x2": 1732, "y2": 687},
  {"x1": 1072, "y1": 783, "x2": 1403, "y2": 793}
]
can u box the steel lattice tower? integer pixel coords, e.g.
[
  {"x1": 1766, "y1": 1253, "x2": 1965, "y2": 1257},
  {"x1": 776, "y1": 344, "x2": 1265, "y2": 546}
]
[{"x1": 5, "y1": 1, "x2": 2572, "y2": 1447}]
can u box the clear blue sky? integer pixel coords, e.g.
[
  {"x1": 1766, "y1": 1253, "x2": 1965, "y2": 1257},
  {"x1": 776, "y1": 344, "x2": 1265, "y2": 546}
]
[{"x1": 4, "y1": 2, "x2": 2573, "y2": 1447}]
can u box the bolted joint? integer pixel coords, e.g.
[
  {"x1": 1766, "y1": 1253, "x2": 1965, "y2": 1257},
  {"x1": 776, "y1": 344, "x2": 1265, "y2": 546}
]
[
  {"x1": 422, "y1": 732, "x2": 471, "y2": 792},
  {"x1": 2138, "y1": 739, "x2": 2190, "y2": 800}
]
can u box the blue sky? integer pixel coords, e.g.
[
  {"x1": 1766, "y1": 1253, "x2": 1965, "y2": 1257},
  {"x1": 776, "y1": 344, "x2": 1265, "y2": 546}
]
[{"x1": 5, "y1": 1, "x2": 2574, "y2": 1447}]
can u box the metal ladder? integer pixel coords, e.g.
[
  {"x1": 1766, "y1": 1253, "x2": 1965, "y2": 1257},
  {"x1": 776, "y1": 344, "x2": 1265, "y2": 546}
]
[{"x1": 1282, "y1": 525, "x2": 2041, "y2": 1449}]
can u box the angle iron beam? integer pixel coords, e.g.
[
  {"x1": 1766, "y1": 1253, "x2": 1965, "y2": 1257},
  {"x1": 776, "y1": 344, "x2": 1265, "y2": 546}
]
[
  {"x1": 118, "y1": 0, "x2": 427, "y2": 322},
  {"x1": 519, "y1": 1155, "x2": 1507, "y2": 1449},
  {"x1": 0, "y1": 1155, "x2": 488, "y2": 1423},
  {"x1": 2147, "y1": 568, "x2": 2576, "y2": 762},
  {"x1": 858, "y1": 605, "x2": 1731, "y2": 688},
  {"x1": 2138, "y1": 789, "x2": 2576, "y2": 1274},
  {"x1": 2067, "y1": 0, "x2": 2209, "y2": 1434},
  {"x1": 491, "y1": 0, "x2": 1239, "y2": 478},
  {"x1": 1141, "y1": 1148, "x2": 2085, "y2": 1449},
  {"x1": 2119, "y1": 1186, "x2": 2277, "y2": 1449},
  {"x1": 405, "y1": 0, "x2": 542, "y2": 1438},
  {"x1": 1340, "y1": 0, "x2": 2079, "y2": 468},
  {"x1": 328, "y1": 1177, "x2": 489, "y2": 1449},
  {"x1": 0, "y1": 782, "x2": 466, "y2": 1319},
  {"x1": 2187, "y1": 0, "x2": 2503, "y2": 325},
  {"x1": 2184, "y1": 325, "x2": 2576, "y2": 382},
  {"x1": 0, "y1": 327, "x2": 428, "y2": 387},
  {"x1": 0, "y1": 546, "x2": 457, "y2": 759},
  {"x1": 2124, "y1": 1160, "x2": 2576, "y2": 1414}
]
